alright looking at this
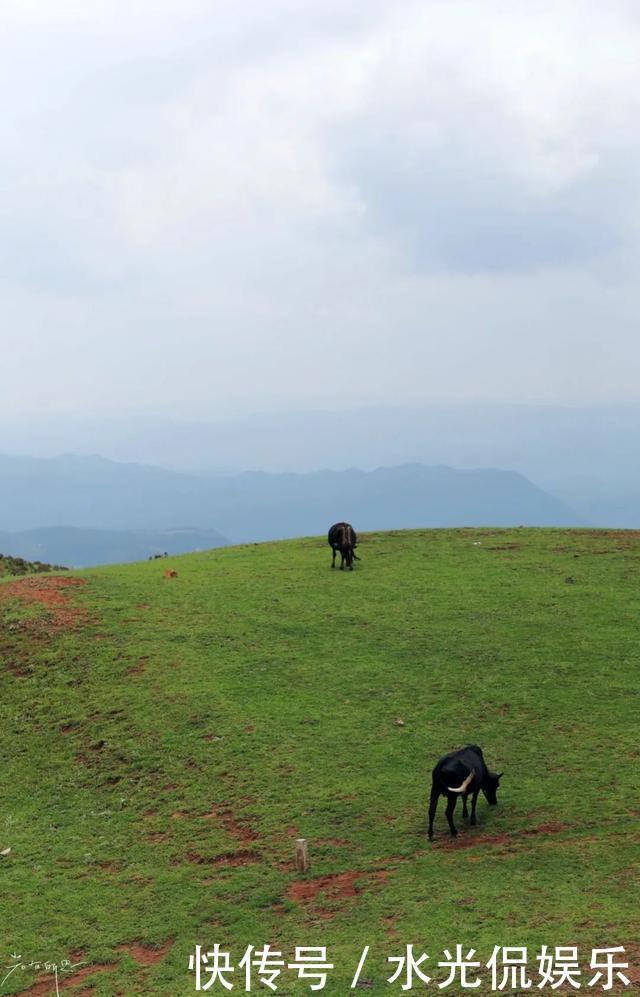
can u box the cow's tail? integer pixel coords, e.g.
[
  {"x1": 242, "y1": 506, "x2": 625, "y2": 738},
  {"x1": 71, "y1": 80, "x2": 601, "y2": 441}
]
[{"x1": 447, "y1": 771, "x2": 475, "y2": 794}]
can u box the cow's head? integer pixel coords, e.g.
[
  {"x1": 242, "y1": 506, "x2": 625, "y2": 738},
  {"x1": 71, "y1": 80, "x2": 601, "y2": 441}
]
[{"x1": 483, "y1": 771, "x2": 503, "y2": 805}]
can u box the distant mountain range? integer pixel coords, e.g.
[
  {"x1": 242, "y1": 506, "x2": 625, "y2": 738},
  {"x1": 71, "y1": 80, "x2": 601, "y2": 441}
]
[
  {"x1": 0, "y1": 525, "x2": 228, "y2": 569},
  {"x1": 0, "y1": 453, "x2": 582, "y2": 565},
  {"x1": 4, "y1": 403, "x2": 639, "y2": 524}
]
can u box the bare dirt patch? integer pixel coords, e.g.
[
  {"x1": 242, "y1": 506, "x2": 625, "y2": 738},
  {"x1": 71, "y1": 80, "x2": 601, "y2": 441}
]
[
  {"x1": 203, "y1": 804, "x2": 257, "y2": 844},
  {"x1": 118, "y1": 939, "x2": 174, "y2": 966},
  {"x1": 439, "y1": 821, "x2": 571, "y2": 850},
  {"x1": 14, "y1": 964, "x2": 115, "y2": 996},
  {"x1": 287, "y1": 868, "x2": 390, "y2": 923},
  {"x1": 287, "y1": 869, "x2": 388, "y2": 903},
  {"x1": 621, "y1": 944, "x2": 640, "y2": 986},
  {"x1": 0, "y1": 575, "x2": 88, "y2": 633}
]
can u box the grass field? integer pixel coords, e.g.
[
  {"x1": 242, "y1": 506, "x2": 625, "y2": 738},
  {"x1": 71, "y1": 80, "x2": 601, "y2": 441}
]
[{"x1": 1, "y1": 528, "x2": 639, "y2": 995}]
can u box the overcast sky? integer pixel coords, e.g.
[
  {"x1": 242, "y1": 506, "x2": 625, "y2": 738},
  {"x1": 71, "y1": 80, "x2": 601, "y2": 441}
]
[{"x1": 2, "y1": 0, "x2": 640, "y2": 420}]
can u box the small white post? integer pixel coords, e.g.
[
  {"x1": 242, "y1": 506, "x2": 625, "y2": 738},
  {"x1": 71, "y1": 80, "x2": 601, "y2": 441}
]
[{"x1": 295, "y1": 838, "x2": 310, "y2": 873}]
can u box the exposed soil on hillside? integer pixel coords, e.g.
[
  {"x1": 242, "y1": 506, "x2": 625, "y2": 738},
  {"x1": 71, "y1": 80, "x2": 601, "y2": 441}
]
[
  {"x1": 14, "y1": 964, "x2": 115, "y2": 996},
  {"x1": 118, "y1": 938, "x2": 174, "y2": 965},
  {"x1": 0, "y1": 575, "x2": 88, "y2": 633},
  {"x1": 439, "y1": 821, "x2": 573, "y2": 850},
  {"x1": 287, "y1": 869, "x2": 388, "y2": 903},
  {"x1": 203, "y1": 803, "x2": 258, "y2": 843}
]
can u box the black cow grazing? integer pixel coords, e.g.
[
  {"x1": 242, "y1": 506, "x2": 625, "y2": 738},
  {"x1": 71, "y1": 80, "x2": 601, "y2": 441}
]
[
  {"x1": 427, "y1": 745, "x2": 503, "y2": 839},
  {"x1": 328, "y1": 522, "x2": 358, "y2": 570}
]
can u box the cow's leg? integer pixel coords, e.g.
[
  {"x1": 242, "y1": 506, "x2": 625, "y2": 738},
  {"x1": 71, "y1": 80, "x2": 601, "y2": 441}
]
[
  {"x1": 331, "y1": 547, "x2": 336, "y2": 568},
  {"x1": 445, "y1": 795, "x2": 458, "y2": 837},
  {"x1": 340, "y1": 550, "x2": 345, "y2": 570},
  {"x1": 427, "y1": 785, "x2": 439, "y2": 839},
  {"x1": 470, "y1": 789, "x2": 480, "y2": 826},
  {"x1": 462, "y1": 793, "x2": 469, "y2": 821}
]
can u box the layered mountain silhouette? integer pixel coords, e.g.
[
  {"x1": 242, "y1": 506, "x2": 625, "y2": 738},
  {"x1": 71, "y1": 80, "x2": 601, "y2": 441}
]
[
  {"x1": 0, "y1": 525, "x2": 228, "y2": 569},
  {"x1": 0, "y1": 453, "x2": 582, "y2": 565}
]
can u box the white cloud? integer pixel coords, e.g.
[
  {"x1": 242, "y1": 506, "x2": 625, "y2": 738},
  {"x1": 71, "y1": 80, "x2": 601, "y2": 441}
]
[{"x1": 1, "y1": 0, "x2": 640, "y2": 416}]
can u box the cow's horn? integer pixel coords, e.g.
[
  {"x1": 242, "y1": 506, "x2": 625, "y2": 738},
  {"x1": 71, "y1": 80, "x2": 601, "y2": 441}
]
[{"x1": 447, "y1": 771, "x2": 475, "y2": 793}]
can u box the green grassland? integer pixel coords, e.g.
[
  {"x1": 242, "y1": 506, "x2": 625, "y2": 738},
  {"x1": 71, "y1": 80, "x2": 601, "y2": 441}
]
[{"x1": 0, "y1": 528, "x2": 638, "y2": 995}]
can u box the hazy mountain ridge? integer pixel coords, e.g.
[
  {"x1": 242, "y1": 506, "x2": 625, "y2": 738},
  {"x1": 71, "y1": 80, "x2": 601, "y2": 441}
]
[
  {"x1": 1, "y1": 403, "x2": 637, "y2": 524},
  {"x1": 0, "y1": 525, "x2": 228, "y2": 569},
  {"x1": 0, "y1": 453, "x2": 582, "y2": 565}
]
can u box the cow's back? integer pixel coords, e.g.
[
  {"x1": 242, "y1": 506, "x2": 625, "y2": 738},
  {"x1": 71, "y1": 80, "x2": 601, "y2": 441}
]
[
  {"x1": 328, "y1": 522, "x2": 352, "y2": 548},
  {"x1": 433, "y1": 745, "x2": 486, "y2": 789}
]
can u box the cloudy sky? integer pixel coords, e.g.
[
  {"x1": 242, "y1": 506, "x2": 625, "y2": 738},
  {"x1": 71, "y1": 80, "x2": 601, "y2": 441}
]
[{"x1": 2, "y1": 0, "x2": 640, "y2": 419}]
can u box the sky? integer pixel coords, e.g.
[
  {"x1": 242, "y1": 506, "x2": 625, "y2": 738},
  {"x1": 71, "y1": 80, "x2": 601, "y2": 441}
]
[{"x1": 2, "y1": 0, "x2": 640, "y2": 420}]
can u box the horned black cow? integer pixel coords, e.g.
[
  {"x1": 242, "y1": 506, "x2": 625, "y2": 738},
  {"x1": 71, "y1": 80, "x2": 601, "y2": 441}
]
[
  {"x1": 328, "y1": 522, "x2": 358, "y2": 570},
  {"x1": 427, "y1": 745, "x2": 503, "y2": 839}
]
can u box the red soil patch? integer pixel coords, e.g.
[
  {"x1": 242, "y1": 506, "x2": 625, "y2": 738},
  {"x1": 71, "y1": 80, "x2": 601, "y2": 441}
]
[
  {"x1": 0, "y1": 575, "x2": 84, "y2": 607},
  {"x1": 203, "y1": 804, "x2": 257, "y2": 843},
  {"x1": 0, "y1": 575, "x2": 88, "y2": 633},
  {"x1": 287, "y1": 869, "x2": 387, "y2": 903},
  {"x1": 621, "y1": 944, "x2": 640, "y2": 986},
  {"x1": 14, "y1": 964, "x2": 114, "y2": 996},
  {"x1": 439, "y1": 821, "x2": 570, "y2": 850},
  {"x1": 118, "y1": 938, "x2": 174, "y2": 966}
]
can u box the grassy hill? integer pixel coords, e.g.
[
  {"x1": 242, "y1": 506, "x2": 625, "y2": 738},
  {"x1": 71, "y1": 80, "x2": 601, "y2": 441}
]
[{"x1": 0, "y1": 529, "x2": 638, "y2": 994}]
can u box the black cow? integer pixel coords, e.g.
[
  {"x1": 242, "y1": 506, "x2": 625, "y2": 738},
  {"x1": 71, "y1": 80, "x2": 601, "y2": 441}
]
[
  {"x1": 427, "y1": 745, "x2": 503, "y2": 839},
  {"x1": 328, "y1": 522, "x2": 358, "y2": 570}
]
